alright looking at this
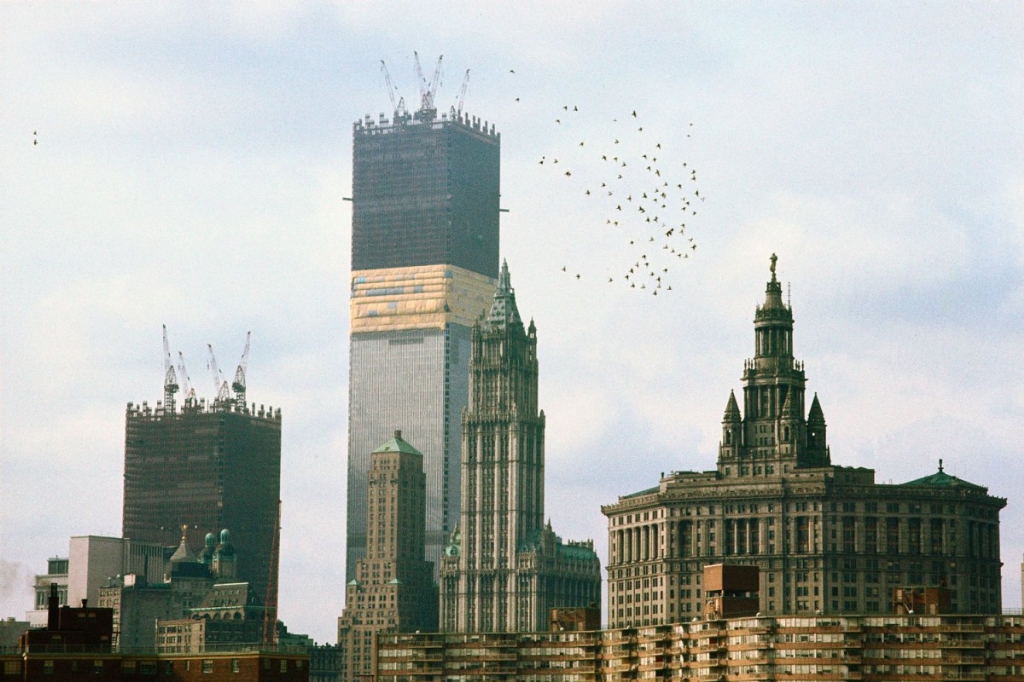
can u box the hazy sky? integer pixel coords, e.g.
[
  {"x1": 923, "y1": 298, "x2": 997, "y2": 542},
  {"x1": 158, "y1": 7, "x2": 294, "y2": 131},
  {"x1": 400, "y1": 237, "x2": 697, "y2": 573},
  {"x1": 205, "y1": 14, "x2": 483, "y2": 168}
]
[{"x1": 1, "y1": 3, "x2": 1022, "y2": 643}]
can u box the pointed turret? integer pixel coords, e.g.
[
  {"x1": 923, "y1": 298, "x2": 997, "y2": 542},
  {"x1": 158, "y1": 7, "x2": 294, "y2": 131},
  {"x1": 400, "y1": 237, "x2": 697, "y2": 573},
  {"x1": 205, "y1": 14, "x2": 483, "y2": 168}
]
[
  {"x1": 808, "y1": 393, "x2": 825, "y2": 423},
  {"x1": 723, "y1": 390, "x2": 741, "y2": 422},
  {"x1": 802, "y1": 393, "x2": 829, "y2": 466},
  {"x1": 778, "y1": 388, "x2": 802, "y2": 457},
  {"x1": 484, "y1": 260, "x2": 523, "y2": 332},
  {"x1": 168, "y1": 527, "x2": 196, "y2": 564},
  {"x1": 720, "y1": 390, "x2": 742, "y2": 466}
]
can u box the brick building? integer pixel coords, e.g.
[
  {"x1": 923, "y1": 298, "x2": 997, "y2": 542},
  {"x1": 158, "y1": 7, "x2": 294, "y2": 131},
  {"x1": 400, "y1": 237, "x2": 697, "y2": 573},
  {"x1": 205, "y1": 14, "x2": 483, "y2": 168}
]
[{"x1": 377, "y1": 613, "x2": 1024, "y2": 681}]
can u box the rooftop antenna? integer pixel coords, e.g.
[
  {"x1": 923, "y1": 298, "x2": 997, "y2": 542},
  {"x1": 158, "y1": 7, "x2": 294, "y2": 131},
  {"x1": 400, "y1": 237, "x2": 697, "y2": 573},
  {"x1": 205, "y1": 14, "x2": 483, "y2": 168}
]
[
  {"x1": 413, "y1": 51, "x2": 443, "y2": 118},
  {"x1": 379, "y1": 60, "x2": 407, "y2": 118},
  {"x1": 162, "y1": 325, "x2": 178, "y2": 412},
  {"x1": 232, "y1": 331, "x2": 250, "y2": 410}
]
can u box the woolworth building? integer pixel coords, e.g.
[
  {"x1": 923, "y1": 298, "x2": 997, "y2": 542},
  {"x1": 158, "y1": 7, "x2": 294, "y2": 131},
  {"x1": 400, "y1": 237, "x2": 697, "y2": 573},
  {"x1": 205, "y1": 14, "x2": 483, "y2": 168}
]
[
  {"x1": 602, "y1": 256, "x2": 1005, "y2": 627},
  {"x1": 440, "y1": 262, "x2": 601, "y2": 633}
]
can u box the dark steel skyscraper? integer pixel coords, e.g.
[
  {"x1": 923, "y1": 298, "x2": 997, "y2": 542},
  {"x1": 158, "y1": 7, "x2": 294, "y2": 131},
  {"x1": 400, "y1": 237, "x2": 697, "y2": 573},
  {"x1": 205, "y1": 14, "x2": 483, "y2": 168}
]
[
  {"x1": 122, "y1": 390, "x2": 281, "y2": 608},
  {"x1": 346, "y1": 105, "x2": 500, "y2": 580}
]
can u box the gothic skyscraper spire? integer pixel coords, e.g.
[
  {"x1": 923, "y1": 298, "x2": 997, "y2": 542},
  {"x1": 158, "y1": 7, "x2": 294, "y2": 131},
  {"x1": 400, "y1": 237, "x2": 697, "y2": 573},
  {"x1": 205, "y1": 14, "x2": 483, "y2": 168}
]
[{"x1": 440, "y1": 262, "x2": 600, "y2": 633}]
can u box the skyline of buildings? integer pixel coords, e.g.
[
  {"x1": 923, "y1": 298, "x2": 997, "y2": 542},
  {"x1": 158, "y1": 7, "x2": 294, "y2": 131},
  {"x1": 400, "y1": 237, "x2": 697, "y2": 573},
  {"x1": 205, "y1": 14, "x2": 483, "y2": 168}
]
[
  {"x1": 6, "y1": 93, "x2": 1020, "y2": 671},
  {"x1": 345, "y1": 103, "x2": 502, "y2": 580}
]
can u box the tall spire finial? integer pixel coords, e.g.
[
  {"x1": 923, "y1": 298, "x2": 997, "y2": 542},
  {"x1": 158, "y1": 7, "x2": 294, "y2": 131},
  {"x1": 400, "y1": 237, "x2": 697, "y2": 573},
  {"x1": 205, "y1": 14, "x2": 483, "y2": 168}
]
[
  {"x1": 498, "y1": 259, "x2": 511, "y2": 292},
  {"x1": 769, "y1": 253, "x2": 778, "y2": 280},
  {"x1": 484, "y1": 260, "x2": 522, "y2": 331}
]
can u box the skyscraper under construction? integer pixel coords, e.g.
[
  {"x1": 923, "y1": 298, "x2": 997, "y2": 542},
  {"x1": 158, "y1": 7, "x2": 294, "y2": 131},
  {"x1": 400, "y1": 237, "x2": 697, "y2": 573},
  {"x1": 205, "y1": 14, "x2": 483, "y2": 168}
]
[
  {"x1": 346, "y1": 82, "x2": 501, "y2": 579},
  {"x1": 122, "y1": 339, "x2": 281, "y2": 610}
]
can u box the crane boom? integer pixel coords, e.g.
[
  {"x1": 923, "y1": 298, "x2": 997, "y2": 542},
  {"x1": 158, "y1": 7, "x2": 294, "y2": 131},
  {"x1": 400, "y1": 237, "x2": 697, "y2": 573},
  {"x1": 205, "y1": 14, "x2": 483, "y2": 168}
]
[
  {"x1": 380, "y1": 60, "x2": 406, "y2": 117},
  {"x1": 413, "y1": 52, "x2": 443, "y2": 113},
  {"x1": 177, "y1": 351, "x2": 195, "y2": 404},
  {"x1": 428, "y1": 54, "x2": 443, "y2": 107},
  {"x1": 232, "y1": 331, "x2": 251, "y2": 409},
  {"x1": 456, "y1": 68, "x2": 470, "y2": 115},
  {"x1": 162, "y1": 325, "x2": 178, "y2": 410},
  {"x1": 207, "y1": 344, "x2": 230, "y2": 402},
  {"x1": 413, "y1": 51, "x2": 426, "y2": 105}
]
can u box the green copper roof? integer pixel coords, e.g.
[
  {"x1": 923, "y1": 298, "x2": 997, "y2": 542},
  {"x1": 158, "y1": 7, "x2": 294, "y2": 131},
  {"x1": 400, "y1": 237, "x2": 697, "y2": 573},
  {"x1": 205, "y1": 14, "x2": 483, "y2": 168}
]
[
  {"x1": 373, "y1": 430, "x2": 422, "y2": 455},
  {"x1": 622, "y1": 485, "x2": 660, "y2": 499},
  {"x1": 901, "y1": 461, "x2": 983, "y2": 490},
  {"x1": 558, "y1": 543, "x2": 598, "y2": 561}
]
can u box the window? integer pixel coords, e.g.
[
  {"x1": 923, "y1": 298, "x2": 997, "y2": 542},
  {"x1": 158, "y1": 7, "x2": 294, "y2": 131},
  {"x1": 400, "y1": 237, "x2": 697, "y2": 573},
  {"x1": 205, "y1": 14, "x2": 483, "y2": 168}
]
[
  {"x1": 231, "y1": 659, "x2": 240, "y2": 673},
  {"x1": 202, "y1": 659, "x2": 214, "y2": 674},
  {"x1": 280, "y1": 660, "x2": 288, "y2": 673},
  {"x1": 93, "y1": 660, "x2": 104, "y2": 674},
  {"x1": 4, "y1": 661, "x2": 22, "y2": 675}
]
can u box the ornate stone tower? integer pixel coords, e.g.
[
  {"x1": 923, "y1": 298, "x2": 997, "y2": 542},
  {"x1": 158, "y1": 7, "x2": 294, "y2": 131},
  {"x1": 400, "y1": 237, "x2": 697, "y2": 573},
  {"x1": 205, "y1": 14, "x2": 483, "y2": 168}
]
[
  {"x1": 338, "y1": 432, "x2": 437, "y2": 681},
  {"x1": 440, "y1": 262, "x2": 600, "y2": 633},
  {"x1": 718, "y1": 253, "x2": 829, "y2": 478}
]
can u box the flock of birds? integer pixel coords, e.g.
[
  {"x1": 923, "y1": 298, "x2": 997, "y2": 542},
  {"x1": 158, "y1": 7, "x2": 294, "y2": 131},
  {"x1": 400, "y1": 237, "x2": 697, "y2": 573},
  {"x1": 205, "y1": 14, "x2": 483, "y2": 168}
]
[{"x1": 520, "y1": 91, "x2": 705, "y2": 295}]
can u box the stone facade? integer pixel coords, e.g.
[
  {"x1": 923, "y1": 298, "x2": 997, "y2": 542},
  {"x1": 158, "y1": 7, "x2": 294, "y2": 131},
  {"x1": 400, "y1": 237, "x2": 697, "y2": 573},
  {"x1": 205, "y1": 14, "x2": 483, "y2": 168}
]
[
  {"x1": 439, "y1": 262, "x2": 601, "y2": 633},
  {"x1": 337, "y1": 433, "x2": 437, "y2": 682},
  {"x1": 602, "y1": 256, "x2": 1005, "y2": 627}
]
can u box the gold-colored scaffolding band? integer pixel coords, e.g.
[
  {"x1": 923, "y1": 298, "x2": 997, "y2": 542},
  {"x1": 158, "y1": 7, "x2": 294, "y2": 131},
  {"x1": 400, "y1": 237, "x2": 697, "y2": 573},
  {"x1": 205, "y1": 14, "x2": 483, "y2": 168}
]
[{"x1": 350, "y1": 264, "x2": 497, "y2": 333}]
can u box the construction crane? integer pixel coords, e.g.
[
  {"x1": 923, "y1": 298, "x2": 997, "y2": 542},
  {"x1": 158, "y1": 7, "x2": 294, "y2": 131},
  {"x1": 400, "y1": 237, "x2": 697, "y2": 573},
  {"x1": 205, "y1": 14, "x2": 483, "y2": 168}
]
[
  {"x1": 162, "y1": 325, "x2": 178, "y2": 411},
  {"x1": 232, "y1": 331, "x2": 250, "y2": 410},
  {"x1": 177, "y1": 351, "x2": 196, "y2": 405},
  {"x1": 207, "y1": 344, "x2": 230, "y2": 403},
  {"x1": 379, "y1": 60, "x2": 407, "y2": 118},
  {"x1": 262, "y1": 500, "x2": 281, "y2": 647},
  {"x1": 454, "y1": 68, "x2": 470, "y2": 116},
  {"x1": 413, "y1": 51, "x2": 443, "y2": 115}
]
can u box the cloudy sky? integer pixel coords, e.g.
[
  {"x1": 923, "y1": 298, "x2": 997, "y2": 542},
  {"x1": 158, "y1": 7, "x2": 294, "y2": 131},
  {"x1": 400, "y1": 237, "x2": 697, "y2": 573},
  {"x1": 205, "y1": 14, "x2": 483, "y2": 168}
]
[{"x1": 1, "y1": 3, "x2": 1022, "y2": 643}]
